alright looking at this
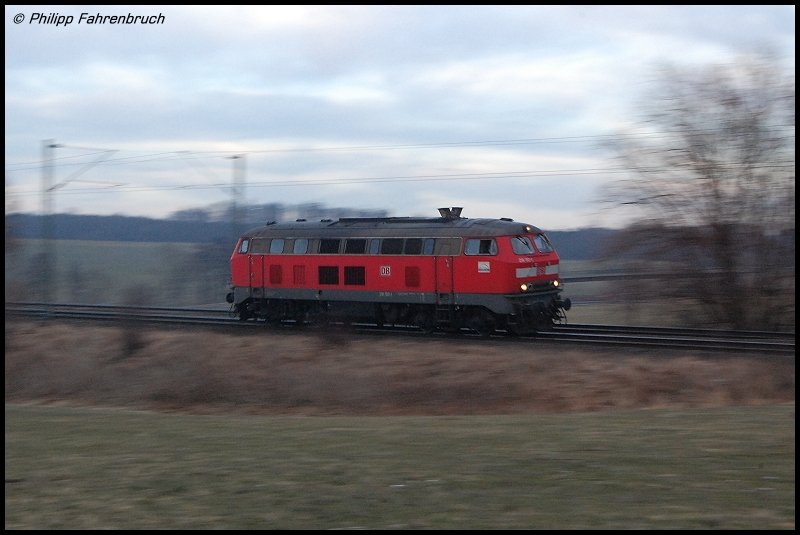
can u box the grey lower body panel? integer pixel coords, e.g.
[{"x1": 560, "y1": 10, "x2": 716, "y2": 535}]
[{"x1": 232, "y1": 286, "x2": 562, "y2": 315}]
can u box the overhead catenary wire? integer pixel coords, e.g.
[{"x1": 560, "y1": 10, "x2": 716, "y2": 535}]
[
  {"x1": 5, "y1": 124, "x2": 794, "y2": 172},
  {"x1": 4, "y1": 127, "x2": 795, "y2": 200}
]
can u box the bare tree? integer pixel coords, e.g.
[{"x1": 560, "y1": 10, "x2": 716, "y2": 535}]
[{"x1": 605, "y1": 53, "x2": 795, "y2": 330}]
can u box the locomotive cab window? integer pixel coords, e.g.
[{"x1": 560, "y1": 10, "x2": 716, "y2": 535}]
[
  {"x1": 511, "y1": 236, "x2": 535, "y2": 255},
  {"x1": 434, "y1": 238, "x2": 461, "y2": 256},
  {"x1": 238, "y1": 239, "x2": 250, "y2": 254},
  {"x1": 465, "y1": 238, "x2": 497, "y2": 256},
  {"x1": 249, "y1": 238, "x2": 269, "y2": 254},
  {"x1": 533, "y1": 234, "x2": 554, "y2": 253}
]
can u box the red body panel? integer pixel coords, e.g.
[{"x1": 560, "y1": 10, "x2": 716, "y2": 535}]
[{"x1": 230, "y1": 235, "x2": 560, "y2": 295}]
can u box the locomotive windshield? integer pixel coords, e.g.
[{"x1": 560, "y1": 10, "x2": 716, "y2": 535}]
[
  {"x1": 512, "y1": 234, "x2": 555, "y2": 254},
  {"x1": 533, "y1": 234, "x2": 554, "y2": 253},
  {"x1": 511, "y1": 236, "x2": 535, "y2": 255}
]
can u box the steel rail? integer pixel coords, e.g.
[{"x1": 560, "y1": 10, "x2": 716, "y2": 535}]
[{"x1": 6, "y1": 302, "x2": 795, "y2": 356}]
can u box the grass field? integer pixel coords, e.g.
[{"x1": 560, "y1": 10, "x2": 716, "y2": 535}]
[
  {"x1": 5, "y1": 320, "x2": 796, "y2": 529},
  {"x1": 5, "y1": 403, "x2": 795, "y2": 530}
]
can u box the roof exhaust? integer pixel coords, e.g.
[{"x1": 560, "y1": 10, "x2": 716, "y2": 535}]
[{"x1": 438, "y1": 207, "x2": 464, "y2": 219}]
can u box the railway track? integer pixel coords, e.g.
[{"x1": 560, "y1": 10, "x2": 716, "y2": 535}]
[
  {"x1": 543, "y1": 324, "x2": 795, "y2": 354},
  {"x1": 6, "y1": 302, "x2": 795, "y2": 356}
]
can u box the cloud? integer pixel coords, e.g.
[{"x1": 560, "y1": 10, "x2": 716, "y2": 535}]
[{"x1": 4, "y1": 5, "x2": 795, "y2": 228}]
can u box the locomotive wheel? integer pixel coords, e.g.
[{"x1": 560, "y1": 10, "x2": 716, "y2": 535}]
[
  {"x1": 374, "y1": 304, "x2": 386, "y2": 328},
  {"x1": 534, "y1": 316, "x2": 554, "y2": 332},
  {"x1": 414, "y1": 309, "x2": 437, "y2": 334},
  {"x1": 467, "y1": 310, "x2": 496, "y2": 337},
  {"x1": 505, "y1": 321, "x2": 523, "y2": 337},
  {"x1": 263, "y1": 314, "x2": 282, "y2": 328}
]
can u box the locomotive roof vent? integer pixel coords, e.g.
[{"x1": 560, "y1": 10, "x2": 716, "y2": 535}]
[{"x1": 438, "y1": 206, "x2": 464, "y2": 219}]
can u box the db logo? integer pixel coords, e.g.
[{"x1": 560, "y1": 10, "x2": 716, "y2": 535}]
[{"x1": 380, "y1": 265, "x2": 391, "y2": 277}]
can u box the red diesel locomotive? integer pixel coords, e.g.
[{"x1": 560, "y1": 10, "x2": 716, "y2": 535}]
[{"x1": 226, "y1": 207, "x2": 571, "y2": 335}]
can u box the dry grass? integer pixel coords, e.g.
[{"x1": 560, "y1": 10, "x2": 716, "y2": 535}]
[{"x1": 5, "y1": 320, "x2": 794, "y2": 416}]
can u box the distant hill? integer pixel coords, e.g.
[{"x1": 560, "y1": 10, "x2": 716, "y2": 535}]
[
  {"x1": 6, "y1": 213, "x2": 235, "y2": 244},
  {"x1": 545, "y1": 228, "x2": 618, "y2": 262},
  {"x1": 5, "y1": 213, "x2": 615, "y2": 261}
]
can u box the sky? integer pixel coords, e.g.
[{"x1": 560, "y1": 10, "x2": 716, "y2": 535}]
[{"x1": 4, "y1": 5, "x2": 795, "y2": 230}]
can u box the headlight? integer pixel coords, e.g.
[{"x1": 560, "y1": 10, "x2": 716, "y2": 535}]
[
  {"x1": 520, "y1": 283, "x2": 528, "y2": 292},
  {"x1": 553, "y1": 280, "x2": 559, "y2": 287}
]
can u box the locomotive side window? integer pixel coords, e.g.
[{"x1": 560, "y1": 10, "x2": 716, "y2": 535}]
[
  {"x1": 249, "y1": 238, "x2": 269, "y2": 254},
  {"x1": 238, "y1": 239, "x2": 250, "y2": 254},
  {"x1": 434, "y1": 238, "x2": 461, "y2": 256},
  {"x1": 403, "y1": 238, "x2": 423, "y2": 255},
  {"x1": 423, "y1": 238, "x2": 435, "y2": 255},
  {"x1": 319, "y1": 239, "x2": 341, "y2": 254},
  {"x1": 345, "y1": 239, "x2": 367, "y2": 254},
  {"x1": 368, "y1": 239, "x2": 380, "y2": 255},
  {"x1": 533, "y1": 234, "x2": 554, "y2": 253},
  {"x1": 293, "y1": 239, "x2": 309, "y2": 254},
  {"x1": 381, "y1": 238, "x2": 404, "y2": 255},
  {"x1": 269, "y1": 239, "x2": 285, "y2": 254},
  {"x1": 511, "y1": 236, "x2": 535, "y2": 255},
  {"x1": 465, "y1": 239, "x2": 497, "y2": 255}
]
